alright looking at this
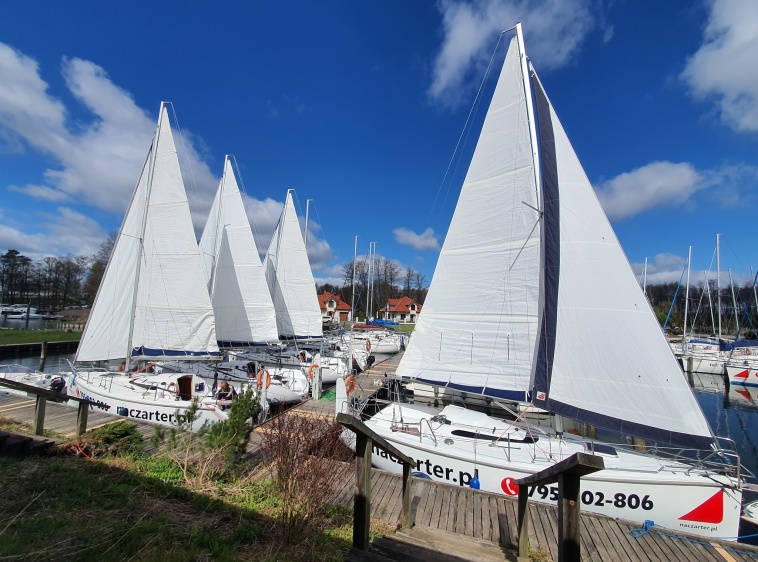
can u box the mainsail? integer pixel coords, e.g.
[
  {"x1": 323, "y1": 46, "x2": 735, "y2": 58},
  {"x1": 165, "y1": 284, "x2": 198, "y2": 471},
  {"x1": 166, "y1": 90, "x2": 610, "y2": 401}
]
[
  {"x1": 263, "y1": 190, "x2": 322, "y2": 339},
  {"x1": 396, "y1": 32, "x2": 540, "y2": 403},
  {"x1": 199, "y1": 156, "x2": 279, "y2": 346},
  {"x1": 398, "y1": 33, "x2": 714, "y2": 449},
  {"x1": 76, "y1": 103, "x2": 219, "y2": 362}
]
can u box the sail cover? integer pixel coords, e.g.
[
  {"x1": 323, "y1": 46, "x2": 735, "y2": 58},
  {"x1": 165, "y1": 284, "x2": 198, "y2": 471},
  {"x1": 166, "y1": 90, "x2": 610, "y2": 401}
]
[
  {"x1": 263, "y1": 191, "x2": 323, "y2": 339},
  {"x1": 77, "y1": 105, "x2": 219, "y2": 361},
  {"x1": 199, "y1": 157, "x2": 279, "y2": 346},
  {"x1": 396, "y1": 36, "x2": 540, "y2": 402},
  {"x1": 529, "y1": 71, "x2": 714, "y2": 448}
]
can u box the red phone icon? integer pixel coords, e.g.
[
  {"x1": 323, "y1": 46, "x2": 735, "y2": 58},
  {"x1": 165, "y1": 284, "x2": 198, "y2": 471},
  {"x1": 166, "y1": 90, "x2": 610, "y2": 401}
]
[{"x1": 501, "y1": 477, "x2": 519, "y2": 496}]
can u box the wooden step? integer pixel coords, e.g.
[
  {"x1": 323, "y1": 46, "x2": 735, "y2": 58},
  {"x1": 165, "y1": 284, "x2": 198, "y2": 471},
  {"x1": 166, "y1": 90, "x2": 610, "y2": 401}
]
[
  {"x1": 365, "y1": 525, "x2": 516, "y2": 562},
  {"x1": 396, "y1": 526, "x2": 514, "y2": 561}
]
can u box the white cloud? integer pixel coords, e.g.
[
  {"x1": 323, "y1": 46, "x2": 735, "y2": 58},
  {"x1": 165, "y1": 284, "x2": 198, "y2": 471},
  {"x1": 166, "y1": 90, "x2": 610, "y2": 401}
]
[
  {"x1": 8, "y1": 183, "x2": 70, "y2": 201},
  {"x1": 681, "y1": 0, "x2": 758, "y2": 132},
  {"x1": 0, "y1": 42, "x2": 218, "y2": 222},
  {"x1": 430, "y1": 0, "x2": 598, "y2": 107},
  {"x1": 596, "y1": 161, "x2": 704, "y2": 219},
  {"x1": 596, "y1": 161, "x2": 758, "y2": 219},
  {"x1": 0, "y1": 205, "x2": 108, "y2": 260},
  {"x1": 393, "y1": 227, "x2": 441, "y2": 251}
]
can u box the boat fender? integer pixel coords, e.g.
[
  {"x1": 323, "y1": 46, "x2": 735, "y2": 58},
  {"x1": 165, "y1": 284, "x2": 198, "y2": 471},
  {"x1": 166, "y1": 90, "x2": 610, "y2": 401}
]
[
  {"x1": 308, "y1": 364, "x2": 320, "y2": 380},
  {"x1": 345, "y1": 375, "x2": 357, "y2": 395},
  {"x1": 365, "y1": 340, "x2": 371, "y2": 352},
  {"x1": 256, "y1": 369, "x2": 271, "y2": 389}
]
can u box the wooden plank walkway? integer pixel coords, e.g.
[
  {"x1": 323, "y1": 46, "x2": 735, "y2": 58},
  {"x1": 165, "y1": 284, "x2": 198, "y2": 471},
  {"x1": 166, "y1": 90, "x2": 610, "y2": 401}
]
[{"x1": 3, "y1": 353, "x2": 758, "y2": 561}]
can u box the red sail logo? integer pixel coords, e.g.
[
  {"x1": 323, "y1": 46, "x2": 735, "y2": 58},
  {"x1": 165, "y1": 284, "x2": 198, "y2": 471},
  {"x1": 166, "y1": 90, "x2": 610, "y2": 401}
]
[{"x1": 678, "y1": 490, "x2": 724, "y2": 523}]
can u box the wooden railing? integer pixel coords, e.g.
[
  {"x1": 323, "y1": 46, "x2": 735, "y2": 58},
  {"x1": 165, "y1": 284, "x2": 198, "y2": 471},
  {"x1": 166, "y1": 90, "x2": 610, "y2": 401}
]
[
  {"x1": 515, "y1": 452, "x2": 605, "y2": 562},
  {"x1": 0, "y1": 378, "x2": 110, "y2": 437},
  {"x1": 336, "y1": 412, "x2": 416, "y2": 550}
]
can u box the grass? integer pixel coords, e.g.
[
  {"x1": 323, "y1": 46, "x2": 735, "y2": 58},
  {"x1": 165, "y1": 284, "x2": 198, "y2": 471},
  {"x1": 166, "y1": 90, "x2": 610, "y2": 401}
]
[
  {"x1": 0, "y1": 419, "x2": 387, "y2": 561},
  {"x1": 0, "y1": 329, "x2": 81, "y2": 345}
]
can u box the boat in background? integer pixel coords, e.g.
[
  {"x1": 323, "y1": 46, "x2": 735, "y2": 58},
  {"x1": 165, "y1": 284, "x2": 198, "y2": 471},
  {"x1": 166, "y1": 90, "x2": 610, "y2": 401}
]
[
  {"x1": 199, "y1": 155, "x2": 279, "y2": 348},
  {"x1": 67, "y1": 103, "x2": 235, "y2": 430},
  {"x1": 263, "y1": 190, "x2": 323, "y2": 342}
]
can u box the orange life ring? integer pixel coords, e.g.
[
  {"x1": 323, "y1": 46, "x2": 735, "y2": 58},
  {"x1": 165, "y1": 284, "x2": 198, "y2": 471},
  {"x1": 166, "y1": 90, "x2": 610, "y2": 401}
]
[
  {"x1": 256, "y1": 369, "x2": 271, "y2": 389},
  {"x1": 166, "y1": 382, "x2": 178, "y2": 396},
  {"x1": 747, "y1": 349, "x2": 753, "y2": 356},
  {"x1": 345, "y1": 375, "x2": 357, "y2": 395},
  {"x1": 308, "y1": 364, "x2": 320, "y2": 380},
  {"x1": 365, "y1": 339, "x2": 372, "y2": 352}
]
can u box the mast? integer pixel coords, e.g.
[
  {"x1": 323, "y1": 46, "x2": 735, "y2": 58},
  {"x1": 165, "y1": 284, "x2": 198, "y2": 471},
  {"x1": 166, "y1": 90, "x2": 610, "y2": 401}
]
[
  {"x1": 125, "y1": 102, "x2": 165, "y2": 369},
  {"x1": 304, "y1": 199, "x2": 313, "y2": 251},
  {"x1": 683, "y1": 247, "x2": 691, "y2": 345},
  {"x1": 729, "y1": 269, "x2": 738, "y2": 336},
  {"x1": 208, "y1": 155, "x2": 231, "y2": 299},
  {"x1": 514, "y1": 23, "x2": 541, "y2": 207},
  {"x1": 642, "y1": 257, "x2": 648, "y2": 296},
  {"x1": 717, "y1": 233, "x2": 722, "y2": 340},
  {"x1": 351, "y1": 236, "x2": 358, "y2": 322}
]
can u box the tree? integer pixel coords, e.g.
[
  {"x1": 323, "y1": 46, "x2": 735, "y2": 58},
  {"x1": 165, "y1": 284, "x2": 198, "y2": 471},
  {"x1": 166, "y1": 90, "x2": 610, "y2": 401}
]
[{"x1": 83, "y1": 233, "x2": 116, "y2": 302}]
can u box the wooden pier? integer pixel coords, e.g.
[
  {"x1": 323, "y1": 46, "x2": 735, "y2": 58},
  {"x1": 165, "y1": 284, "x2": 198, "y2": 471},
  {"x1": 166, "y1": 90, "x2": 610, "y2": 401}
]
[{"x1": 2, "y1": 353, "x2": 758, "y2": 561}]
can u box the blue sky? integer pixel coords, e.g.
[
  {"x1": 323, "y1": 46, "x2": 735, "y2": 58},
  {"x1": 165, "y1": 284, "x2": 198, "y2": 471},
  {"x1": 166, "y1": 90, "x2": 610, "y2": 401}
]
[{"x1": 0, "y1": 0, "x2": 757, "y2": 290}]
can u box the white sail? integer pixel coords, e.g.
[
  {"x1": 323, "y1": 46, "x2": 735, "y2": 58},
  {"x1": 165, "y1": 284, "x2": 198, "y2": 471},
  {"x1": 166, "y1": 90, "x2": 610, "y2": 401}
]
[
  {"x1": 396, "y1": 35, "x2": 540, "y2": 402},
  {"x1": 398, "y1": 35, "x2": 713, "y2": 449},
  {"x1": 199, "y1": 157, "x2": 279, "y2": 345},
  {"x1": 263, "y1": 190, "x2": 322, "y2": 339},
  {"x1": 76, "y1": 104, "x2": 218, "y2": 362},
  {"x1": 528, "y1": 72, "x2": 713, "y2": 447}
]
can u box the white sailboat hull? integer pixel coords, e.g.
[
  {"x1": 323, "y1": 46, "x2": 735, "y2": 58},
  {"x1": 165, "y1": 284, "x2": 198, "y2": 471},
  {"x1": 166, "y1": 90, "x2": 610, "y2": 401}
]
[
  {"x1": 68, "y1": 370, "x2": 228, "y2": 431},
  {"x1": 364, "y1": 402, "x2": 742, "y2": 540},
  {"x1": 726, "y1": 364, "x2": 758, "y2": 387}
]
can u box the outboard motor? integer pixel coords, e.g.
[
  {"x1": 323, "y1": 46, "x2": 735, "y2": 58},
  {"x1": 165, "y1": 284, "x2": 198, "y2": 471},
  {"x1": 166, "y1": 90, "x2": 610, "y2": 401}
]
[
  {"x1": 48, "y1": 376, "x2": 66, "y2": 394},
  {"x1": 366, "y1": 354, "x2": 376, "y2": 368}
]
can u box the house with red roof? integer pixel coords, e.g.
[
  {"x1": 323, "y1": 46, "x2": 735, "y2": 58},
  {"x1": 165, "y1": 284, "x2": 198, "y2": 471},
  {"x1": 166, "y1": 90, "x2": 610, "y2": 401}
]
[
  {"x1": 318, "y1": 291, "x2": 352, "y2": 323},
  {"x1": 378, "y1": 296, "x2": 422, "y2": 324}
]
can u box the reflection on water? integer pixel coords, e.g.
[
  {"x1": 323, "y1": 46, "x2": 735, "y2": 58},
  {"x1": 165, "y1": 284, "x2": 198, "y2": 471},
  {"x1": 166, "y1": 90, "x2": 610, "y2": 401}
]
[{"x1": 690, "y1": 372, "x2": 758, "y2": 543}]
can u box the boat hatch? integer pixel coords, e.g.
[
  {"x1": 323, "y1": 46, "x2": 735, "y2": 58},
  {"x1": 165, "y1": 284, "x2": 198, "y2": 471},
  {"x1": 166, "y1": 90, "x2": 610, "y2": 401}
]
[
  {"x1": 585, "y1": 442, "x2": 618, "y2": 457},
  {"x1": 451, "y1": 429, "x2": 538, "y2": 444},
  {"x1": 178, "y1": 375, "x2": 193, "y2": 400}
]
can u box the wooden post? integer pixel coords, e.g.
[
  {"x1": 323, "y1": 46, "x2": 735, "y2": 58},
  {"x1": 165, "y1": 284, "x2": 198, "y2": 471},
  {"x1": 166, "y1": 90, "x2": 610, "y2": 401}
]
[
  {"x1": 33, "y1": 396, "x2": 47, "y2": 436},
  {"x1": 516, "y1": 453, "x2": 605, "y2": 562},
  {"x1": 401, "y1": 461, "x2": 412, "y2": 529},
  {"x1": 558, "y1": 472, "x2": 581, "y2": 562},
  {"x1": 354, "y1": 433, "x2": 372, "y2": 550},
  {"x1": 76, "y1": 401, "x2": 89, "y2": 437},
  {"x1": 335, "y1": 413, "x2": 416, "y2": 548},
  {"x1": 517, "y1": 486, "x2": 530, "y2": 562},
  {"x1": 39, "y1": 340, "x2": 48, "y2": 371}
]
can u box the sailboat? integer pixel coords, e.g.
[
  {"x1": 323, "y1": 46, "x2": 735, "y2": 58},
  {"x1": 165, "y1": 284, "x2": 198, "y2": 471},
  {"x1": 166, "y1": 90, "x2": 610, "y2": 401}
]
[
  {"x1": 336, "y1": 24, "x2": 744, "y2": 539},
  {"x1": 262, "y1": 189, "x2": 323, "y2": 341},
  {"x1": 68, "y1": 103, "x2": 229, "y2": 430},
  {"x1": 198, "y1": 156, "x2": 279, "y2": 347}
]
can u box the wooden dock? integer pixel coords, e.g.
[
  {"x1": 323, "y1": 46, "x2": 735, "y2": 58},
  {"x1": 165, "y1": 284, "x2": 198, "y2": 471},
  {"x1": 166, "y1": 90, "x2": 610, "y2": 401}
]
[{"x1": 2, "y1": 353, "x2": 758, "y2": 561}]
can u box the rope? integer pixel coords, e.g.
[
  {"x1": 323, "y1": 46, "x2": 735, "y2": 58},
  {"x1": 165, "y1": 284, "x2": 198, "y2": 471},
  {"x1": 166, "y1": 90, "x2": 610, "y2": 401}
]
[{"x1": 629, "y1": 520, "x2": 758, "y2": 557}]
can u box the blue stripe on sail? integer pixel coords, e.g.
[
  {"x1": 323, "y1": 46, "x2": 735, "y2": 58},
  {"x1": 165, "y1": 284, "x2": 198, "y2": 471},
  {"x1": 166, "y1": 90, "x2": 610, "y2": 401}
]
[
  {"x1": 279, "y1": 335, "x2": 323, "y2": 341},
  {"x1": 217, "y1": 340, "x2": 271, "y2": 348},
  {"x1": 413, "y1": 376, "x2": 528, "y2": 403},
  {"x1": 532, "y1": 75, "x2": 559, "y2": 407},
  {"x1": 547, "y1": 398, "x2": 715, "y2": 450},
  {"x1": 132, "y1": 347, "x2": 221, "y2": 358}
]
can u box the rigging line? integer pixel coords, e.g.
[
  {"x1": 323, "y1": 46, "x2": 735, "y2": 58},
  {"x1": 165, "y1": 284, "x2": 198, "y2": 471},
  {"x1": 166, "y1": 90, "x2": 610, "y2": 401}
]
[
  {"x1": 167, "y1": 103, "x2": 203, "y2": 207},
  {"x1": 425, "y1": 31, "x2": 506, "y2": 224}
]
